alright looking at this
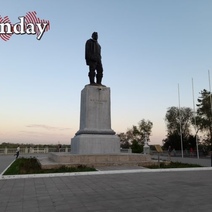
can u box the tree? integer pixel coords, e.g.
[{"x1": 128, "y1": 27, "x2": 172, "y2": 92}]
[
  {"x1": 165, "y1": 106, "x2": 193, "y2": 137},
  {"x1": 118, "y1": 132, "x2": 130, "y2": 149},
  {"x1": 163, "y1": 133, "x2": 181, "y2": 150},
  {"x1": 132, "y1": 119, "x2": 153, "y2": 144},
  {"x1": 164, "y1": 106, "x2": 194, "y2": 150},
  {"x1": 196, "y1": 89, "x2": 212, "y2": 147},
  {"x1": 117, "y1": 119, "x2": 153, "y2": 150},
  {"x1": 131, "y1": 140, "x2": 143, "y2": 153}
]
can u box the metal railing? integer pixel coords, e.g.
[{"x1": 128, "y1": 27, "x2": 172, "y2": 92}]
[
  {"x1": 150, "y1": 150, "x2": 209, "y2": 158},
  {"x1": 0, "y1": 147, "x2": 71, "y2": 155},
  {"x1": 0, "y1": 147, "x2": 132, "y2": 155}
]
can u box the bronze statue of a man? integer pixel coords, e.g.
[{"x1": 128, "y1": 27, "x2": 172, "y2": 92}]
[{"x1": 85, "y1": 32, "x2": 103, "y2": 85}]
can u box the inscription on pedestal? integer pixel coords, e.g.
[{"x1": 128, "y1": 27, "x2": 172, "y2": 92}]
[
  {"x1": 71, "y1": 85, "x2": 120, "y2": 154},
  {"x1": 90, "y1": 98, "x2": 107, "y2": 104}
]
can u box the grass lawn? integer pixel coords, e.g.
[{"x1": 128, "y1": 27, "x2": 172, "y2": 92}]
[
  {"x1": 3, "y1": 158, "x2": 204, "y2": 175},
  {"x1": 3, "y1": 157, "x2": 96, "y2": 175},
  {"x1": 145, "y1": 161, "x2": 203, "y2": 169}
]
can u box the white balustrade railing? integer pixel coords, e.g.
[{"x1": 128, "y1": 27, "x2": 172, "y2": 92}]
[
  {"x1": 0, "y1": 147, "x2": 71, "y2": 155},
  {"x1": 0, "y1": 147, "x2": 132, "y2": 155}
]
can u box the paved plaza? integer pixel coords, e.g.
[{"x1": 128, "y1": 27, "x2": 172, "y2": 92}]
[{"x1": 1, "y1": 155, "x2": 212, "y2": 212}]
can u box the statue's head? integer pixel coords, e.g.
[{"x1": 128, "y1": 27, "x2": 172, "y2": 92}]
[{"x1": 92, "y1": 32, "x2": 98, "y2": 41}]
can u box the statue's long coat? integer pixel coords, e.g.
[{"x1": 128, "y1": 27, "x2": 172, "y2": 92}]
[{"x1": 85, "y1": 39, "x2": 102, "y2": 65}]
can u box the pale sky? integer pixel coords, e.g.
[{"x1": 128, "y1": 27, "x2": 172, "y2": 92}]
[{"x1": 1, "y1": 0, "x2": 212, "y2": 145}]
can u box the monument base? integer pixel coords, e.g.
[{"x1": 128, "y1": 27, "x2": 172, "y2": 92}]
[
  {"x1": 71, "y1": 134, "x2": 120, "y2": 154},
  {"x1": 70, "y1": 85, "x2": 121, "y2": 154},
  {"x1": 38, "y1": 152, "x2": 153, "y2": 169}
]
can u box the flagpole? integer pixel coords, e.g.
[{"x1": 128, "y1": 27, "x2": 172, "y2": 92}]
[
  {"x1": 208, "y1": 70, "x2": 212, "y2": 166},
  {"x1": 208, "y1": 70, "x2": 212, "y2": 116},
  {"x1": 192, "y1": 78, "x2": 199, "y2": 159},
  {"x1": 178, "y1": 83, "x2": 184, "y2": 158}
]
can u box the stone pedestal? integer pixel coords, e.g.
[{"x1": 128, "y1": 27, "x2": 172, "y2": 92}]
[{"x1": 71, "y1": 85, "x2": 120, "y2": 154}]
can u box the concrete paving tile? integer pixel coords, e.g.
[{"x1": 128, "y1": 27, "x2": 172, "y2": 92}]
[
  {"x1": 23, "y1": 195, "x2": 37, "y2": 200},
  {"x1": 38, "y1": 200, "x2": 54, "y2": 207},
  {"x1": 85, "y1": 204, "x2": 106, "y2": 211},
  {"x1": 22, "y1": 207, "x2": 40, "y2": 212},
  {"x1": 50, "y1": 196, "x2": 65, "y2": 201},
  {"x1": 38, "y1": 206, "x2": 56, "y2": 212},
  {"x1": 22, "y1": 201, "x2": 38, "y2": 208},
  {"x1": 23, "y1": 189, "x2": 37, "y2": 196},
  {"x1": 6, "y1": 204, "x2": 22, "y2": 211},
  {"x1": 0, "y1": 204, "x2": 9, "y2": 211},
  {"x1": 0, "y1": 196, "x2": 10, "y2": 202},
  {"x1": 52, "y1": 200, "x2": 67, "y2": 207},
  {"x1": 65, "y1": 207, "x2": 87, "y2": 212},
  {"x1": 68, "y1": 202, "x2": 85, "y2": 208},
  {"x1": 6, "y1": 200, "x2": 23, "y2": 207},
  {"x1": 55, "y1": 204, "x2": 72, "y2": 212},
  {"x1": 37, "y1": 194, "x2": 51, "y2": 200}
]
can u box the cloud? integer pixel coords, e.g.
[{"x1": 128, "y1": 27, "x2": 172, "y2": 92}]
[
  {"x1": 26, "y1": 124, "x2": 71, "y2": 131},
  {"x1": 19, "y1": 131, "x2": 48, "y2": 137}
]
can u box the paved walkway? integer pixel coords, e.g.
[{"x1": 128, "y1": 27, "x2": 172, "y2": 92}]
[
  {"x1": 1, "y1": 154, "x2": 212, "y2": 212},
  {"x1": 0, "y1": 155, "x2": 15, "y2": 174}
]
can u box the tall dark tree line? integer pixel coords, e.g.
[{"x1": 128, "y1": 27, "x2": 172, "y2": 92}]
[
  {"x1": 163, "y1": 106, "x2": 194, "y2": 150},
  {"x1": 163, "y1": 89, "x2": 212, "y2": 152},
  {"x1": 196, "y1": 89, "x2": 212, "y2": 148}
]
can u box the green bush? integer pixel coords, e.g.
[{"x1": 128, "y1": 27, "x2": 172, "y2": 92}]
[{"x1": 145, "y1": 162, "x2": 202, "y2": 169}]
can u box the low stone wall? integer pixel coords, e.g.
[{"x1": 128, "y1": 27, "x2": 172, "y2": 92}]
[{"x1": 39, "y1": 153, "x2": 153, "y2": 169}]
